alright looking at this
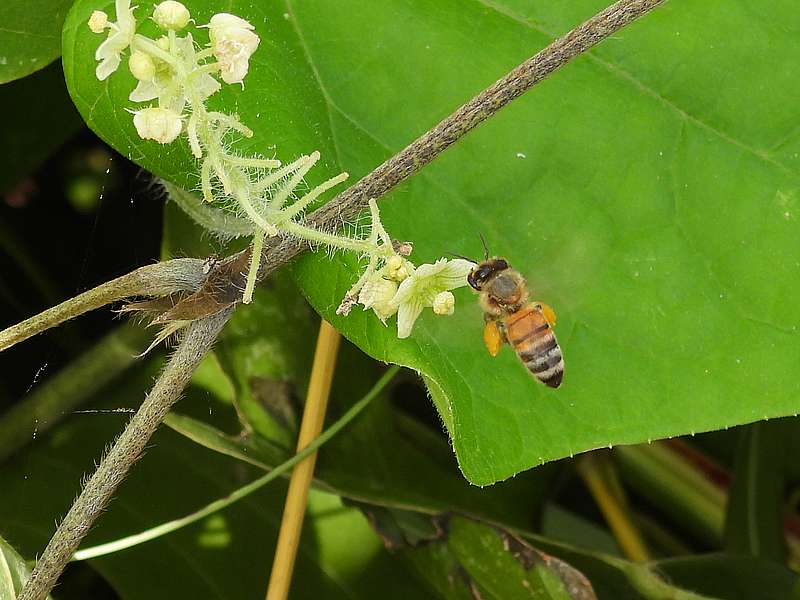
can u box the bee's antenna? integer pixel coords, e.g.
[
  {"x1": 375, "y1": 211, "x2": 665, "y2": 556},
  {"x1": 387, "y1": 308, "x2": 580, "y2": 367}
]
[
  {"x1": 445, "y1": 251, "x2": 477, "y2": 263},
  {"x1": 478, "y1": 233, "x2": 490, "y2": 261}
]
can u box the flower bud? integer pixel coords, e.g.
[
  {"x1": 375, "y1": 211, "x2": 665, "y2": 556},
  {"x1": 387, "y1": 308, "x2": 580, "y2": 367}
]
[
  {"x1": 358, "y1": 278, "x2": 399, "y2": 322},
  {"x1": 128, "y1": 51, "x2": 156, "y2": 81},
  {"x1": 88, "y1": 10, "x2": 108, "y2": 33},
  {"x1": 432, "y1": 291, "x2": 455, "y2": 316},
  {"x1": 385, "y1": 255, "x2": 411, "y2": 281},
  {"x1": 153, "y1": 1, "x2": 191, "y2": 31},
  {"x1": 156, "y1": 36, "x2": 171, "y2": 51},
  {"x1": 207, "y1": 13, "x2": 260, "y2": 85},
  {"x1": 133, "y1": 107, "x2": 183, "y2": 144}
]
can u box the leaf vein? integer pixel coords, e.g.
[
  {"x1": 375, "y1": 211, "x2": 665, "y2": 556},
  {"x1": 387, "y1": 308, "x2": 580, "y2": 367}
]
[{"x1": 472, "y1": 0, "x2": 799, "y2": 179}]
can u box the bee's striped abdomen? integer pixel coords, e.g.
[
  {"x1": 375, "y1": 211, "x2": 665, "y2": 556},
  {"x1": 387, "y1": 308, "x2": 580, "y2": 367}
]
[{"x1": 504, "y1": 306, "x2": 564, "y2": 388}]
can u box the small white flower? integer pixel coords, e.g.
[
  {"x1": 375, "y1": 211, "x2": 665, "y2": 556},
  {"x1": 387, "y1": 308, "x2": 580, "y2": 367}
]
[
  {"x1": 133, "y1": 107, "x2": 183, "y2": 143},
  {"x1": 129, "y1": 34, "x2": 220, "y2": 112},
  {"x1": 152, "y1": 1, "x2": 191, "y2": 31},
  {"x1": 88, "y1": 10, "x2": 108, "y2": 34},
  {"x1": 389, "y1": 258, "x2": 474, "y2": 338},
  {"x1": 432, "y1": 291, "x2": 455, "y2": 316},
  {"x1": 358, "y1": 276, "x2": 398, "y2": 323},
  {"x1": 93, "y1": 0, "x2": 138, "y2": 81},
  {"x1": 207, "y1": 13, "x2": 260, "y2": 85},
  {"x1": 128, "y1": 51, "x2": 155, "y2": 81}
]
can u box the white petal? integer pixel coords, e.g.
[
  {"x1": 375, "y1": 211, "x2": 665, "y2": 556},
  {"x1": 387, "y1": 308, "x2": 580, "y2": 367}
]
[
  {"x1": 412, "y1": 258, "x2": 447, "y2": 280},
  {"x1": 133, "y1": 107, "x2": 183, "y2": 143},
  {"x1": 196, "y1": 73, "x2": 222, "y2": 99},
  {"x1": 115, "y1": 0, "x2": 136, "y2": 32},
  {"x1": 96, "y1": 54, "x2": 121, "y2": 80},
  {"x1": 208, "y1": 13, "x2": 255, "y2": 40},
  {"x1": 390, "y1": 275, "x2": 416, "y2": 306},
  {"x1": 436, "y1": 258, "x2": 475, "y2": 290},
  {"x1": 396, "y1": 297, "x2": 425, "y2": 339},
  {"x1": 129, "y1": 79, "x2": 159, "y2": 102},
  {"x1": 219, "y1": 55, "x2": 252, "y2": 85},
  {"x1": 128, "y1": 51, "x2": 155, "y2": 81},
  {"x1": 358, "y1": 278, "x2": 397, "y2": 310},
  {"x1": 95, "y1": 32, "x2": 125, "y2": 61}
]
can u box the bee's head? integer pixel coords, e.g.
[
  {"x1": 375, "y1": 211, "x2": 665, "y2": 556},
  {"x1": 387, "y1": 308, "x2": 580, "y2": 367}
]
[{"x1": 467, "y1": 258, "x2": 509, "y2": 290}]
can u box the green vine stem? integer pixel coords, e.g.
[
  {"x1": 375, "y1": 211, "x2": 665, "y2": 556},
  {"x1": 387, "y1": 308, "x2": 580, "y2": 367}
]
[{"x1": 0, "y1": 258, "x2": 205, "y2": 353}]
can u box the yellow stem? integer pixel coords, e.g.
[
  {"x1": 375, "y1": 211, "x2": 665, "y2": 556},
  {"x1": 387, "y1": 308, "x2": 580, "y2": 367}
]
[
  {"x1": 577, "y1": 452, "x2": 651, "y2": 562},
  {"x1": 265, "y1": 320, "x2": 341, "y2": 600}
]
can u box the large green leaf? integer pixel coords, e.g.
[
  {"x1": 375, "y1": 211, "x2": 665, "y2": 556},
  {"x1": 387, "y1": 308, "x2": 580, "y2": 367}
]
[
  {"x1": 0, "y1": 0, "x2": 75, "y2": 84},
  {"x1": 62, "y1": 0, "x2": 800, "y2": 484}
]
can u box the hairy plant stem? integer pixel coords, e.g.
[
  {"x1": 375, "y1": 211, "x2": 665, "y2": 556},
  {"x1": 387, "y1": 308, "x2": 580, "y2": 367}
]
[
  {"x1": 18, "y1": 308, "x2": 232, "y2": 600},
  {"x1": 0, "y1": 258, "x2": 205, "y2": 353},
  {"x1": 16, "y1": 2, "x2": 667, "y2": 597}
]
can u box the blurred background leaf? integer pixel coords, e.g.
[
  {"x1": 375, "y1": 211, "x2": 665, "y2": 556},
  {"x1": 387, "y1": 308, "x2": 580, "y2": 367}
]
[
  {"x1": 0, "y1": 61, "x2": 82, "y2": 194},
  {"x1": 655, "y1": 554, "x2": 800, "y2": 600},
  {"x1": 0, "y1": 0, "x2": 74, "y2": 84},
  {"x1": 724, "y1": 420, "x2": 789, "y2": 563},
  {"x1": 0, "y1": 533, "x2": 54, "y2": 600}
]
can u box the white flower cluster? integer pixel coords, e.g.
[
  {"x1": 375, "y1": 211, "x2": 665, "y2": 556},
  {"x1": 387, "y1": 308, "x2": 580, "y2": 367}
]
[
  {"x1": 89, "y1": 0, "x2": 259, "y2": 145},
  {"x1": 337, "y1": 202, "x2": 474, "y2": 338},
  {"x1": 357, "y1": 257, "x2": 473, "y2": 338},
  {"x1": 88, "y1": 1, "x2": 474, "y2": 339}
]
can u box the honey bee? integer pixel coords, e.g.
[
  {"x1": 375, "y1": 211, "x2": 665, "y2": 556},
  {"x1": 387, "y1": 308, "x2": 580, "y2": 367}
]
[{"x1": 467, "y1": 256, "x2": 564, "y2": 388}]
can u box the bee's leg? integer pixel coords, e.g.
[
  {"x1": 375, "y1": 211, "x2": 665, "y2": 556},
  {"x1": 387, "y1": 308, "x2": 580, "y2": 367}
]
[
  {"x1": 497, "y1": 319, "x2": 508, "y2": 343},
  {"x1": 483, "y1": 320, "x2": 506, "y2": 357},
  {"x1": 532, "y1": 302, "x2": 557, "y2": 327}
]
